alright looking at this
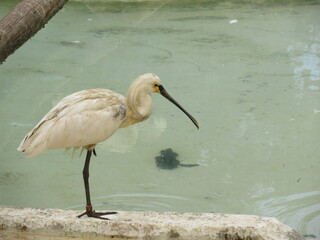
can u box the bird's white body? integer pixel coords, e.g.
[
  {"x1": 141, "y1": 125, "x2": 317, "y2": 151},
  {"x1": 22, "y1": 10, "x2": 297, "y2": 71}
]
[
  {"x1": 17, "y1": 73, "x2": 199, "y2": 219},
  {"x1": 18, "y1": 73, "x2": 160, "y2": 158}
]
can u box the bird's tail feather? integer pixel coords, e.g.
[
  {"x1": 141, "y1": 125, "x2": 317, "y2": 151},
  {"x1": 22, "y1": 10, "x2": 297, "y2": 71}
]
[{"x1": 17, "y1": 126, "x2": 50, "y2": 158}]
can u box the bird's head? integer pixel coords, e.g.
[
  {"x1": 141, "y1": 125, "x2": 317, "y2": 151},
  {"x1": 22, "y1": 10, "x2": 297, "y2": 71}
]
[
  {"x1": 129, "y1": 73, "x2": 162, "y2": 94},
  {"x1": 128, "y1": 73, "x2": 199, "y2": 129}
]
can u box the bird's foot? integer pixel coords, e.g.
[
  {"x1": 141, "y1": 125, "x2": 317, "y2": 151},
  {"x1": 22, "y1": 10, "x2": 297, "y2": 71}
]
[
  {"x1": 77, "y1": 205, "x2": 117, "y2": 220},
  {"x1": 77, "y1": 210, "x2": 117, "y2": 220}
]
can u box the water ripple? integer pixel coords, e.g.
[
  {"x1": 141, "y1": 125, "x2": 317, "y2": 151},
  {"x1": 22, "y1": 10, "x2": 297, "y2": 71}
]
[
  {"x1": 255, "y1": 191, "x2": 320, "y2": 237},
  {"x1": 66, "y1": 193, "x2": 191, "y2": 212}
]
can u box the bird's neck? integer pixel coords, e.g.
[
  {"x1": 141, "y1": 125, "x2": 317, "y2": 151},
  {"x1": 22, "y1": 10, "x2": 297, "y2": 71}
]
[{"x1": 121, "y1": 89, "x2": 153, "y2": 128}]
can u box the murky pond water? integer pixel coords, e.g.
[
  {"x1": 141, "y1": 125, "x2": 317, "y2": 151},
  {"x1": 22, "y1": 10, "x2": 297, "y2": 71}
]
[{"x1": 1, "y1": 0, "x2": 319, "y2": 238}]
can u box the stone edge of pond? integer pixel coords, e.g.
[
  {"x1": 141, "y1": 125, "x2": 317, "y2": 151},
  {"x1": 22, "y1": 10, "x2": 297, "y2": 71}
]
[{"x1": 0, "y1": 205, "x2": 304, "y2": 240}]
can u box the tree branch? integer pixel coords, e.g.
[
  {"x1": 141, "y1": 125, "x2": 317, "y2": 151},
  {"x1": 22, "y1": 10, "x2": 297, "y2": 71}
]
[{"x1": 0, "y1": 0, "x2": 69, "y2": 64}]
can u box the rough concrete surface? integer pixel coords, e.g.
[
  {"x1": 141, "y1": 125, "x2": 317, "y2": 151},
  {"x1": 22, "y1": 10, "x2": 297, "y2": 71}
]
[{"x1": 0, "y1": 205, "x2": 304, "y2": 240}]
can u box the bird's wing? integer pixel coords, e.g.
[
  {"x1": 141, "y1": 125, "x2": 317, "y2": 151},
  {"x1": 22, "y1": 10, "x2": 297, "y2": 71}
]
[
  {"x1": 41, "y1": 89, "x2": 123, "y2": 120},
  {"x1": 18, "y1": 89, "x2": 127, "y2": 158}
]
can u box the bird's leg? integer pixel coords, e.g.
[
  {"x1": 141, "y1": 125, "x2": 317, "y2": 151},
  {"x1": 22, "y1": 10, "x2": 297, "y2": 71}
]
[{"x1": 77, "y1": 150, "x2": 117, "y2": 220}]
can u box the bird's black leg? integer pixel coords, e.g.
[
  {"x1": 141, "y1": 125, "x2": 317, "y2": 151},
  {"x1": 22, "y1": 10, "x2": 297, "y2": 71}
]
[{"x1": 77, "y1": 150, "x2": 117, "y2": 220}]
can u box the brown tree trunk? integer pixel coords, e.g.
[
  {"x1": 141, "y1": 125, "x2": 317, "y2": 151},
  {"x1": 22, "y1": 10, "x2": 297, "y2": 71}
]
[{"x1": 0, "y1": 0, "x2": 69, "y2": 64}]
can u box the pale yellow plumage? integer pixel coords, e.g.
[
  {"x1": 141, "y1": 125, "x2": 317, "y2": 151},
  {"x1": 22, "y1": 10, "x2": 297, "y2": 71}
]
[
  {"x1": 17, "y1": 73, "x2": 199, "y2": 219},
  {"x1": 18, "y1": 73, "x2": 160, "y2": 157}
]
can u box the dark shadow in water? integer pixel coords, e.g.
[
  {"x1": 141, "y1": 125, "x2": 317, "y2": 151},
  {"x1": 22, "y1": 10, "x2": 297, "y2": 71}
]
[{"x1": 155, "y1": 148, "x2": 199, "y2": 170}]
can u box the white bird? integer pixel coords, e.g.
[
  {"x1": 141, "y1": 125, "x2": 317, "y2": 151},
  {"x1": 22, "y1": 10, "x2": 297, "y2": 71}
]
[{"x1": 18, "y1": 73, "x2": 199, "y2": 219}]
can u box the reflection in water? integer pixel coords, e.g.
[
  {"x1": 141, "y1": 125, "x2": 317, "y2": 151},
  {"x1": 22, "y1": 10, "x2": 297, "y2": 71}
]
[
  {"x1": 102, "y1": 117, "x2": 167, "y2": 153},
  {"x1": 288, "y1": 25, "x2": 320, "y2": 96}
]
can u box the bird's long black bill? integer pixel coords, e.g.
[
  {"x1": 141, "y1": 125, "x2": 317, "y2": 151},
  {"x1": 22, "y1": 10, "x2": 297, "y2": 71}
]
[{"x1": 159, "y1": 85, "x2": 199, "y2": 129}]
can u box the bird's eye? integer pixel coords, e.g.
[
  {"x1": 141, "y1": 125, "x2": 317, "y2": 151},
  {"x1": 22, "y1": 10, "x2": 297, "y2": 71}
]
[{"x1": 154, "y1": 83, "x2": 159, "y2": 88}]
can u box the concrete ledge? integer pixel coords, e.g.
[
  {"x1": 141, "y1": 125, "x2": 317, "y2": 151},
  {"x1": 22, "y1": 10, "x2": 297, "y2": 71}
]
[{"x1": 0, "y1": 206, "x2": 303, "y2": 240}]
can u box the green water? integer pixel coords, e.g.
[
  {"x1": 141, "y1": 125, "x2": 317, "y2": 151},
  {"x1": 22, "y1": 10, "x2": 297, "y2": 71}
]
[{"x1": 1, "y1": 0, "x2": 319, "y2": 238}]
